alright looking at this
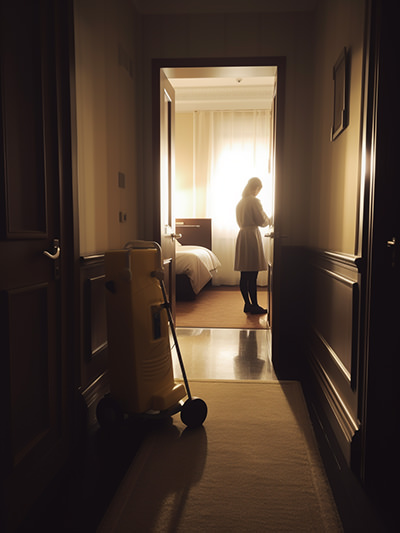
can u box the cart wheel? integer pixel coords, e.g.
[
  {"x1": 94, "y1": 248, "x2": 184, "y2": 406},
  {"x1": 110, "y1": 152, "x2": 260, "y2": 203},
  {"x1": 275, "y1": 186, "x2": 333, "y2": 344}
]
[
  {"x1": 96, "y1": 394, "x2": 123, "y2": 429},
  {"x1": 180, "y1": 397, "x2": 208, "y2": 428}
]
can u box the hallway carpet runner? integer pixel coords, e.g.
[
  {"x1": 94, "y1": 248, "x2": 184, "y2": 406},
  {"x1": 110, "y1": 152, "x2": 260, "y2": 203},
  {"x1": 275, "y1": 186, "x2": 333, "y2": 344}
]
[
  {"x1": 176, "y1": 287, "x2": 270, "y2": 329},
  {"x1": 98, "y1": 380, "x2": 342, "y2": 532}
]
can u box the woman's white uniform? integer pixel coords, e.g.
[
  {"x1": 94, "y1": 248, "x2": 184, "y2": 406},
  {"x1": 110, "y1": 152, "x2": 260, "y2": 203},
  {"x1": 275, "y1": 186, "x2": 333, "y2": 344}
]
[{"x1": 234, "y1": 195, "x2": 270, "y2": 272}]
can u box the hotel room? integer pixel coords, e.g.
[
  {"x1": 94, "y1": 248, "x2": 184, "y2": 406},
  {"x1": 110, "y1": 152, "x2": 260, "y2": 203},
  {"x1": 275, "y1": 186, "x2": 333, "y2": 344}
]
[
  {"x1": 1, "y1": 0, "x2": 398, "y2": 531},
  {"x1": 171, "y1": 70, "x2": 274, "y2": 308}
]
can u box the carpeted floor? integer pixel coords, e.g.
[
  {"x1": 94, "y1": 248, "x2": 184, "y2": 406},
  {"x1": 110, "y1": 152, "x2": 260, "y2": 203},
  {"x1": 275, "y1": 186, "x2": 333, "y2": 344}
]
[
  {"x1": 98, "y1": 380, "x2": 342, "y2": 532},
  {"x1": 176, "y1": 286, "x2": 270, "y2": 329}
]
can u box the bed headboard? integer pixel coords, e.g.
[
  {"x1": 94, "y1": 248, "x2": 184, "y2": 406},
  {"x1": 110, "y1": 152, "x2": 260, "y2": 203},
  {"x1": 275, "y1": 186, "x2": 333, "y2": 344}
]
[{"x1": 175, "y1": 218, "x2": 212, "y2": 249}]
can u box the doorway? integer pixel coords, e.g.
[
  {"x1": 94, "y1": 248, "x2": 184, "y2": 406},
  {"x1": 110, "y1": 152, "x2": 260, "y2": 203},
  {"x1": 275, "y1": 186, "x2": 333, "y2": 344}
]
[
  {"x1": 168, "y1": 66, "x2": 276, "y2": 291},
  {"x1": 153, "y1": 58, "x2": 286, "y2": 373}
]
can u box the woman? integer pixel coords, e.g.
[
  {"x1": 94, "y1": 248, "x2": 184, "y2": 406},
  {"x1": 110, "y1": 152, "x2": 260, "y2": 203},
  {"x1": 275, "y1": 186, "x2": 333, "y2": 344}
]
[{"x1": 234, "y1": 177, "x2": 271, "y2": 314}]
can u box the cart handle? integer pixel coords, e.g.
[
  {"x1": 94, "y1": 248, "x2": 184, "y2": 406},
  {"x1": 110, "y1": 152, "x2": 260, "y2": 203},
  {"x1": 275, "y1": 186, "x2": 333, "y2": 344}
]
[{"x1": 124, "y1": 240, "x2": 163, "y2": 271}]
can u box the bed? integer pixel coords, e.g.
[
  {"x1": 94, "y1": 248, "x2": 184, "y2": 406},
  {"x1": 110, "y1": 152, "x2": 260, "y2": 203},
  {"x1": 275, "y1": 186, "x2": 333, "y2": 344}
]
[{"x1": 175, "y1": 218, "x2": 221, "y2": 301}]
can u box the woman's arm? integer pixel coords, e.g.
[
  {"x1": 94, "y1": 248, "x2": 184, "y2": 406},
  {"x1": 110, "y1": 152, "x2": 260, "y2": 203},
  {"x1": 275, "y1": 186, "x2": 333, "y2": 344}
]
[{"x1": 254, "y1": 198, "x2": 271, "y2": 227}]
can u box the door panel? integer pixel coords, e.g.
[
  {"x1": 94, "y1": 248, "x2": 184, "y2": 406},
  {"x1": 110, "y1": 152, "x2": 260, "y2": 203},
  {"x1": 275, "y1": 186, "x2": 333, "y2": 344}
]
[
  {"x1": 7, "y1": 283, "x2": 58, "y2": 463},
  {"x1": 361, "y1": 0, "x2": 400, "y2": 519},
  {"x1": 270, "y1": 62, "x2": 285, "y2": 374},
  {"x1": 0, "y1": 1, "x2": 70, "y2": 528},
  {"x1": 160, "y1": 70, "x2": 176, "y2": 316}
]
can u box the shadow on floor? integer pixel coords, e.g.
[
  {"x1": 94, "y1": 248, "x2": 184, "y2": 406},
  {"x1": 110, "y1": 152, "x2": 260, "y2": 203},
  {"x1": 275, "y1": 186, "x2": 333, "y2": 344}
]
[{"x1": 17, "y1": 416, "x2": 152, "y2": 532}]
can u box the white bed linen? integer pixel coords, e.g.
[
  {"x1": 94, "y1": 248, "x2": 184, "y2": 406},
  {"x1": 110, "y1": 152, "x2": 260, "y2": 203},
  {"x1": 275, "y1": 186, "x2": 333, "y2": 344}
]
[{"x1": 176, "y1": 244, "x2": 221, "y2": 294}]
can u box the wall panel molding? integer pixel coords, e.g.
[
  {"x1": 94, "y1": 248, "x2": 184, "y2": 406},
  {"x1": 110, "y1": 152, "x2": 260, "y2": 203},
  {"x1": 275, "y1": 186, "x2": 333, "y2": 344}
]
[
  {"x1": 304, "y1": 247, "x2": 362, "y2": 466},
  {"x1": 307, "y1": 348, "x2": 360, "y2": 465},
  {"x1": 312, "y1": 262, "x2": 360, "y2": 388},
  {"x1": 79, "y1": 254, "x2": 108, "y2": 391},
  {"x1": 320, "y1": 249, "x2": 361, "y2": 269},
  {"x1": 311, "y1": 326, "x2": 351, "y2": 383}
]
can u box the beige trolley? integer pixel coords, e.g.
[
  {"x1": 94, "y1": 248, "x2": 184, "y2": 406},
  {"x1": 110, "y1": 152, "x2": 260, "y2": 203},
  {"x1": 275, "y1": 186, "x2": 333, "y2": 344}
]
[{"x1": 96, "y1": 241, "x2": 207, "y2": 430}]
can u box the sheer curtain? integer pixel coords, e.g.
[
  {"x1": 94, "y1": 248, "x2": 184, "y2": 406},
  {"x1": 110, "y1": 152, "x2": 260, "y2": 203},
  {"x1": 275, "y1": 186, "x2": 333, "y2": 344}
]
[{"x1": 193, "y1": 110, "x2": 272, "y2": 285}]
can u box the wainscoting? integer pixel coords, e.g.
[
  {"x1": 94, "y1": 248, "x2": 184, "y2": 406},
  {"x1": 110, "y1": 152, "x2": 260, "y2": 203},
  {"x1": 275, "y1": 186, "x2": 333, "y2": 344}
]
[
  {"x1": 303, "y1": 249, "x2": 362, "y2": 469},
  {"x1": 79, "y1": 254, "x2": 108, "y2": 400}
]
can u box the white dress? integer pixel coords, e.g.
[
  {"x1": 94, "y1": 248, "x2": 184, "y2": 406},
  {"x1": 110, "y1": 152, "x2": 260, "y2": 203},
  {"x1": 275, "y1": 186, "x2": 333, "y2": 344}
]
[{"x1": 234, "y1": 195, "x2": 270, "y2": 271}]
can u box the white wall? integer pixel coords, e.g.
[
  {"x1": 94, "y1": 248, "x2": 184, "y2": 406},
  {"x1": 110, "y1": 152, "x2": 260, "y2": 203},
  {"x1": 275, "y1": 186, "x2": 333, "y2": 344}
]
[
  {"x1": 74, "y1": 0, "x2": 140, "y2": 255},
  {"x1": 309, "y1": 0, "x2": 366, "y2": 254}
]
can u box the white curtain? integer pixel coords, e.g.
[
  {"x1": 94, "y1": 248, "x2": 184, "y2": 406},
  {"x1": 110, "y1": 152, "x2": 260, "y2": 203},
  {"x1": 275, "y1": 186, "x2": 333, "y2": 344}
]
[{"x1": 193, "y1": 110, "x2": 272, "y2": 285}]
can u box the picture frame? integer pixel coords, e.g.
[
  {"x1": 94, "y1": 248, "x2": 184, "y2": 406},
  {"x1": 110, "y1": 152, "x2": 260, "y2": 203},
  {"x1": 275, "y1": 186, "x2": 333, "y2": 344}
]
[{"x1": 330, "y1": 48, "x2": 348, "y2": 141}]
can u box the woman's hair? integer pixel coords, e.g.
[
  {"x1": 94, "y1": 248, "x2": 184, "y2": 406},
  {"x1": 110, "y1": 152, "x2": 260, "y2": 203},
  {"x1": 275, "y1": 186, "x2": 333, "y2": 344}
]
[{"x1": 242, "y1": 177, "x2": 262, "y2": 197}]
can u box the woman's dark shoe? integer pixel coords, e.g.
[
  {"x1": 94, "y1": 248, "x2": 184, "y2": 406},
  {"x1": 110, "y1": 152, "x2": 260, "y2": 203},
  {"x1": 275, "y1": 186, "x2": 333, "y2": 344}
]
[
  {"x1": 244, "y1": 303, "x2": 252, "y2": 313},
  {"x1": 250, "y1": 305, "x2": 268, "y2": 315}
]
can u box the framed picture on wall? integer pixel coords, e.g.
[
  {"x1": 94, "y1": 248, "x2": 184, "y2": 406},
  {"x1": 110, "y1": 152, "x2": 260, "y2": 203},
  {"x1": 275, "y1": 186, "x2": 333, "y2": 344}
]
[{"x1": 330, "y1": 48, "x2": 349, "y2": 141}]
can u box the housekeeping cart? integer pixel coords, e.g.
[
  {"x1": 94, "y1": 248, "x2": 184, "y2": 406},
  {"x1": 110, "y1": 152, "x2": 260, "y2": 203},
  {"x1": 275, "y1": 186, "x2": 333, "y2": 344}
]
[{"x1": 96, "y1": 241, "x2": 207, "y2": 430}]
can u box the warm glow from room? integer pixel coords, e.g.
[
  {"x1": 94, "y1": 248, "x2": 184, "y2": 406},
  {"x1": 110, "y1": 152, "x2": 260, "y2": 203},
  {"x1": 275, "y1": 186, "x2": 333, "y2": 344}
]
[{"x1": 208, "y1": 145, "x2": 273, "y2": 230}]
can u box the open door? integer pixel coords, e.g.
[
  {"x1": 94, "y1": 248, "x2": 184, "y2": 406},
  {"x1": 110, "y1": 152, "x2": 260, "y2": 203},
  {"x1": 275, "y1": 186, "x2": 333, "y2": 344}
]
[
  {"x1": 159, "y1": 70, "x2": 177, "y2": 317},
  {"x1": 264, "y1": 78, "x2": 278, "y2": 329},
  {"x1": 360, "y1": 0, "x2": 400, "y2": 519},
  {"x1": 0, "y1": 1, "x2": 74, "y2": 529},
  {"x1": 269, "y1": 64, "x2": 285, "y2": 375}
]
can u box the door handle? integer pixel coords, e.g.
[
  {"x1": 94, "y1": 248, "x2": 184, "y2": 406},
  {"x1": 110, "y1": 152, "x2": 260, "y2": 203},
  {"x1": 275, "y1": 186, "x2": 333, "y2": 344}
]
[
  {"x1": 387, "y1": 236, "x2": 397, "y2": 268},
  {"x1": 171, "y1": 233, "x2": 182, "y2": 240},
  {"x1": 43, "y1": 239, "x2": 60, "y2": 260}
]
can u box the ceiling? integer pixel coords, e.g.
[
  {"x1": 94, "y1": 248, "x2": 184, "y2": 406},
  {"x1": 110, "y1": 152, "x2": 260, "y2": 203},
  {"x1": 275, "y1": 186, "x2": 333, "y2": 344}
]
[
  {"x1": 132, "y1": 0, "x2": 317, "y2": 15},
  {"x1": 165, "y1": 66, "x2": 277, "y2": 112},
  {"x1": 133, "y1": 0, "x2": 303, "y2": 111}
]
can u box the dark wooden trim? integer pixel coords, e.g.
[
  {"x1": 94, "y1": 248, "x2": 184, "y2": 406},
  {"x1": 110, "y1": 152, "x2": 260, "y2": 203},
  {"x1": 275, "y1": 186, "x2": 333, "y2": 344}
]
[
  {"x1": 319, "y1": 249, "x2": 362, "y2": 269},
  {"x1": 152, "y1": 62, "x2": 161, "y2": 244},
  {"x1": 152, "y1": 56, "x2": 287, "y2": 69},
  {"x1": 81, "y1": 371, "x2": 109, "y2": 409},
  {"x1": 175, "y1": 218, "x2": 212, "y2": 249},
  {"x1": 63, "y1": 0, "x2": 82, "y2": 400},
  {"x1": 80, "y1": 253, "x2": 105, "y2": 265}
]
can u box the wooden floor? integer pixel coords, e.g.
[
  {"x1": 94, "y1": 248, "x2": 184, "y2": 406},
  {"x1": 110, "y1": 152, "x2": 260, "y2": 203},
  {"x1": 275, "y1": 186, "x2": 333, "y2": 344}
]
[
  {"x1": 176, "y1": 285, "x2": 270, "y2": 330},
  {"x1": 173, "y1": 327, "x2": 276, "y2": 381}
]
